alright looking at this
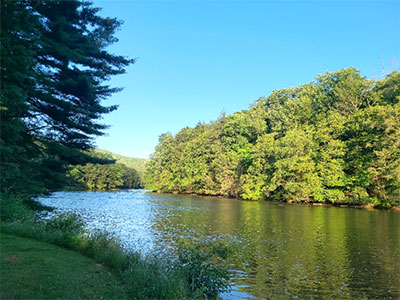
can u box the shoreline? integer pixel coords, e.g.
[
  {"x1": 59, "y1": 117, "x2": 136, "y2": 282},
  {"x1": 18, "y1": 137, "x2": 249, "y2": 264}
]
[
  {"x1": 147, "y1": 190, "x2": 400, "y2": 211},
  {"x1": 54, "y1": 188, "x2": 400, "y2": 210}
]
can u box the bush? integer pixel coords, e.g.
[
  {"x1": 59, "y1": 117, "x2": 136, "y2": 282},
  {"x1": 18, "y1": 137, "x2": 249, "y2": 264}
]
[
  {"x1": 0, "y1": 196, "x2": 34, "y2": 222},
  {"x1": 177, "y1": 240, "x2": 232, "y2": 298},
  {"x1": 44, "y1": 213, "x2": 84, "y2": 234}
]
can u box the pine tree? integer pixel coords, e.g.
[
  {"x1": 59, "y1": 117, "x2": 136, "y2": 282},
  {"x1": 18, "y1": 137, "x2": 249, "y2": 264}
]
[{"x1": 0, "y1": 0, "x2": 134, "y2": 195}]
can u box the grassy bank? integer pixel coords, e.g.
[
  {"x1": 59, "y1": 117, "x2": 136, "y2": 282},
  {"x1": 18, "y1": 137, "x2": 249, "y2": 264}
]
[
  {"x1": 0, "y1": 195, "x2": 230, "y2": 299},
  {"x1": 0, "y1": 233, "x2": 128, "y2": 300}
]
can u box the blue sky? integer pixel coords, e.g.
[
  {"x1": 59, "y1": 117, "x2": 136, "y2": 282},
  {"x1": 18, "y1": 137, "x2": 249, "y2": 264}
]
[{"x1": 93, "y1": 0, "x2": 399, "y2": 158}]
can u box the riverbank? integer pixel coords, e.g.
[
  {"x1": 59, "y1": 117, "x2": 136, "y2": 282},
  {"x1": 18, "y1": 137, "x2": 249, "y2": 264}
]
[
  {"x1": 0, "y1": 195, "x2": 230, "y2": 299},
  {"x1": 148, "y1": 190, "x2": 400, "y2": 210},
  {"x1": 0, "y1": 233, "x2": 128, "y2": 299},
  {"x1": 34, "y1": 189, "x2": 400, "y2": 299}
]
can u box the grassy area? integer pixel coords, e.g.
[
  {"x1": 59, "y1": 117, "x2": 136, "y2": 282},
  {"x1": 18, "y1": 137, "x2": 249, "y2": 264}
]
[{"x1": 0, "y1": 233, "x2": 128, "y2": 300}]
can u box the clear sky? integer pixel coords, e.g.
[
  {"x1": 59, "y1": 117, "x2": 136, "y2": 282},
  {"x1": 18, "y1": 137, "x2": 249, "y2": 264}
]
[{"x1": 93, "y1": 0, "x2": 399, "y2": 158}]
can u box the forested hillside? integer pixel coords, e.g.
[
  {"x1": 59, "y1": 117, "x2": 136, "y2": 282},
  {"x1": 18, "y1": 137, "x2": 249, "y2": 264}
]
[
  {"x1": 94, "y1": 149, "x2": 148, "y2": 178},
  {"x1": 145, "y1": 68, "x2": 400, "y2": 208}
]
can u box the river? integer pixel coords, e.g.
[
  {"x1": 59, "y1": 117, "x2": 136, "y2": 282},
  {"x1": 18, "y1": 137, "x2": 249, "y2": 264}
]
[{"x1": 37, "y1": 189, "x2": 400, "y2": 299}]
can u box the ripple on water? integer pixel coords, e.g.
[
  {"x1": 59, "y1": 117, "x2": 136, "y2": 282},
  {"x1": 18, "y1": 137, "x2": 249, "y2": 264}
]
[{"x1": 37, "y1": 190, "x2": 400, "y2": 300}]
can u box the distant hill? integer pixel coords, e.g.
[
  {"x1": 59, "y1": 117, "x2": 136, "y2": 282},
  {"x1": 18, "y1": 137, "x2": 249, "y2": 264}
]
[{"x1": 94, "y1": 149, "x2": 148, "y2": 181}]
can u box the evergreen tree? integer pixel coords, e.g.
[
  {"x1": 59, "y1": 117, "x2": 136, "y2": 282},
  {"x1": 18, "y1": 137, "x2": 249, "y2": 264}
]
[{"x1": 1, "y1": 0, "x2": 133, "y2": 195}]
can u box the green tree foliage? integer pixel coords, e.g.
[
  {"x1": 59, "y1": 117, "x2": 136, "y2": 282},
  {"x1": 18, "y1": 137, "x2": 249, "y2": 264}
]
[
  {"x1": 93, "y1": 149, "x2": 148, "y2": 185},
  {"x1": 65, "y1": 149, "x2": 142, "y2": 191},
  {"x1": 146, "y1": 68, "x2": 400, "y2": 207},
  {"x1": 67, "y1": 163, "x2": 141, "y2": 191},
  {"x1": 1, "y1": 0, "x2": 133, "y2": 195}
]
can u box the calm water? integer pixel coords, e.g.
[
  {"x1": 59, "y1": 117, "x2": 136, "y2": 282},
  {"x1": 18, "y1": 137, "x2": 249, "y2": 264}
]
[{"x1": 37, "y1": 190, "x2": 400, "y2": 299}]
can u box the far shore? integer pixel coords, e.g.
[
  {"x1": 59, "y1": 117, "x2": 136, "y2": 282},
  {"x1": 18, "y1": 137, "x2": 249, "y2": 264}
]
[{"x1": 145, "y1": 190, "x2": 400, "y2": 211}]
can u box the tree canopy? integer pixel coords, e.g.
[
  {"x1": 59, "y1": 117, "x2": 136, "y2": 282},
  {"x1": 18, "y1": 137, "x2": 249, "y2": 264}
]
[
  {"x1": 94, "y1": 149, "x2": 148, "y2": 185},
  {"x1": 66, "y1": 149, "x2": 142, "y2": 191},
  {"x1": 145, "y1": 68, "x2": 400, "y2": 208},
  {"x1": 1, "y1": 0, "x2": 133, "y2": 195}
]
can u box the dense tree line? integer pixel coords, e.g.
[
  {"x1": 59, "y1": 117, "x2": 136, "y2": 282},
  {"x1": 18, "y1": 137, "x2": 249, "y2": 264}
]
[
  {"x1": 66, "y1": 150, "x2": 142, "y2": 191},
  {"x1": 94, "y1": 149, "x2": 148, "y2": 185},
  {"x1": 1, "y1": 0, "x2": 133, "y2": 196},
  {"x1": 146, "y1": 69, "x2": 400, "y2": 207},
  {"x1": 67, "y1": 163, "x2": 141, "y2": 191}
]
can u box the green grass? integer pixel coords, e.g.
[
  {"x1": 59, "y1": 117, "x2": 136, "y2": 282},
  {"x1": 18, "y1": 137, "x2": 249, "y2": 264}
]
[{"x1": 0, "y1": 233, "x2": 128, "y2": 300}]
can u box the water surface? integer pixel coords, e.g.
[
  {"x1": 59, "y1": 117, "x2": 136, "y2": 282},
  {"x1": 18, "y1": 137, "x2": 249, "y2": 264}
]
[{"x1": 38, "y1": 190, "x2": 400, "y2": 299}]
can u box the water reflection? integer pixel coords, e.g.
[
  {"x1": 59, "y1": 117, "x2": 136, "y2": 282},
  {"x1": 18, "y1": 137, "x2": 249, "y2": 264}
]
[{"x1": 38, "y1": 190, "x2": 400, "y2": 299}]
